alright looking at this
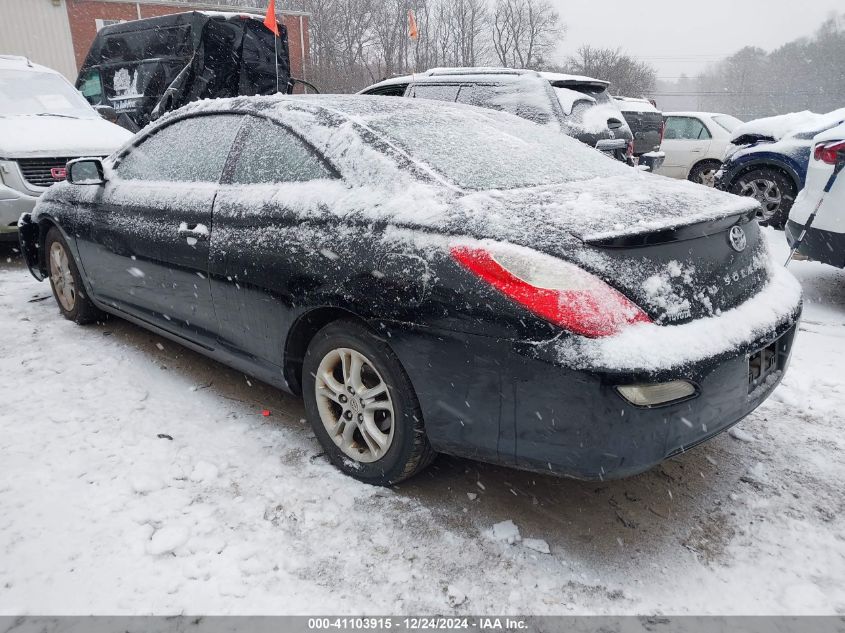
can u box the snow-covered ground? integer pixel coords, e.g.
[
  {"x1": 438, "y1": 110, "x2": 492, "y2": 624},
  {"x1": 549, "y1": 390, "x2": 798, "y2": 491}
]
[{"x1": 1, "y1": 227, "x2": 843, "y2": 615}]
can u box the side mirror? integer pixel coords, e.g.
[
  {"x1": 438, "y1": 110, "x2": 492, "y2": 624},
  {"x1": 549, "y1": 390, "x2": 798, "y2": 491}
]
[
  {"x1": 93, "y1": 104, "x2": 118, "y2": 122},
  {"x1": 607, "y1": 118, "x2": 624, "y2": 131},
  {"x1": 67, "y1": 158, "x2": 106, "y2": 186}
]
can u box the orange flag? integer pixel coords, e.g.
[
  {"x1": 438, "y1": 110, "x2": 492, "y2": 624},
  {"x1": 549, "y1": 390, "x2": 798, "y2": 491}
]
[
  {"x1": 264, "y1": 0, "x2": 279, "y2": 36},
  {"x1": 408, "y1": 9, "x2": 419, "y2": 41}
]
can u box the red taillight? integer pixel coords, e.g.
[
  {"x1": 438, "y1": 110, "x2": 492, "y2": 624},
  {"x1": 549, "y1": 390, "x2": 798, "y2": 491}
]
[
  {"x1": 814, "y1": 140, "x2": 845, "y2": 165},
  {"x1": 451, "y1": 245, "x2": 651, "y2": 338},
  {"x1": 626, "y1": 139, "x2": 635, "y2": 158}
]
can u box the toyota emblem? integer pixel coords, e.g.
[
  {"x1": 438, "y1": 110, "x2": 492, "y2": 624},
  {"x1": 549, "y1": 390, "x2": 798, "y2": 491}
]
[{"x1": 729, "y1": 226, "x2": 747, "y2": 252}]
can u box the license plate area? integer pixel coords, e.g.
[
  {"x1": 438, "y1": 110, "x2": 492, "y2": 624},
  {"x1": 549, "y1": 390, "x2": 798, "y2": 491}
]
[{"x1": 748, "y1": 339, "x2": 782, "y2": 395}]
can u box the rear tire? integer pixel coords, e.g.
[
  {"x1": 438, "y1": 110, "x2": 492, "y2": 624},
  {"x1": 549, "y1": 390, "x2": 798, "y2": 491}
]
[
  {"x1": 45, "y1": 227, "x2": 105, "y2": 325},
  {"x1": 688, "y1": 160, "x2": 721, "y2": 188},
  {"x1": 302, "y1": 319, "x2": 435, "y2": 485},
  {"x1": 729, "y1": 167, "x2": 796, "y2": 229}
]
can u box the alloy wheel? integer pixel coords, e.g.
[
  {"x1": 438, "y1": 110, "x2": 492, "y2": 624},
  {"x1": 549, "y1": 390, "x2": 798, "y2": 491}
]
[
  {"x1": 314, "y1": 347, "x2": 395, "y2": 463},
  {"x1": 49, "y1": 241, "x2": 76, "y2": 312},
  {"x1": 739, "y1": 177, "x2": 782, "y2": 219}
]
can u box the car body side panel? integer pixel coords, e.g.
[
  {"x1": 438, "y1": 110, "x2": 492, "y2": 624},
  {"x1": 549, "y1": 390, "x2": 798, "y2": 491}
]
[{"x1": 71, "y1": 181, "x2": 219, "y2": 347}]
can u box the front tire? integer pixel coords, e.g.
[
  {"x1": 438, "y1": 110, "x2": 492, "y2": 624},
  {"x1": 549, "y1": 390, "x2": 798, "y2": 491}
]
[
  {"x1": 45, "y1": 227, "x2": 104, "y2": 324},
  {"x1": 302, "y1": 320, "x2": 435, "y2": 485},
  {"x1": 730, "y1": 167, "x2": 796, "y2": 229}
]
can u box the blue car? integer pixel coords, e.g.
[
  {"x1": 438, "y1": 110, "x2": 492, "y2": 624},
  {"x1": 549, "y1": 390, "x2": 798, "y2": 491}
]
[{"x1": 716, "y1": 109, "x2": 845, "y2": 228}]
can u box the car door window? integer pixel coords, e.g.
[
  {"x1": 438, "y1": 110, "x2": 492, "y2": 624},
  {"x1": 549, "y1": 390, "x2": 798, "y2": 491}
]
[
  {"x1": 115, "y1": 114, "x2": 242, "y2": 182},
  {"x1": 456, "y1": 84, "x2": 552, "y2": 125},
  {"x1": 231, "y1": 118, "x2": 337, "y2": 184},
  {"x1": 409, "y1": 84, "x2": 460, "y2": 102},
  {"x1": 77, "y1": 70, "x2": 104, "y2": 104},
  {"x1": 664, "y1": 116, "x2": 712, "y2": 141}
]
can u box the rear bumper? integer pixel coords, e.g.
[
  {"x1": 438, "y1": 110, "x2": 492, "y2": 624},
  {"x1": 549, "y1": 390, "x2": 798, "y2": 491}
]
[
  {"x1": 383, "y1": 313, "x2": 799, "y2": 481},
  {"x1": 512, "y1": 320, "x2": 797, "y2": 479},
  {"x1": 786, "y1": 219, "x2": 845, "y2": 268}
]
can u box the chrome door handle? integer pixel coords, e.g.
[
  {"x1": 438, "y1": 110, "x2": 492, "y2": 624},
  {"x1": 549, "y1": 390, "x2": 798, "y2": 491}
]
[{"x1": 178, "y1": 222, "x2": 209, "y2": 240}]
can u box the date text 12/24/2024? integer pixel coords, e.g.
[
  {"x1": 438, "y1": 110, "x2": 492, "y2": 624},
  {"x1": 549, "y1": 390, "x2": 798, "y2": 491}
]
[{"x1": 307, "y1": 618, "x2": 529, "y2": 630}]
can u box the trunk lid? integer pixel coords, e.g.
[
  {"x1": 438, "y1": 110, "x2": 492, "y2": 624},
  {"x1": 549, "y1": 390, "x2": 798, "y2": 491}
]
[
  {"x1": 575, "y1": 211, "x2": 769, "y2": 324},
  {"x1": 457, "y1": 173, "x2": 768, "y2": 325}
]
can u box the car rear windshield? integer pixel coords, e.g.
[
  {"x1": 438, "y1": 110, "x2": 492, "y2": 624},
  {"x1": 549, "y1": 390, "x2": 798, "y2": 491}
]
[
  {"x1": 0, "y1": 69, "x2": 94, "y2": 117},
  {"x1": 364, "y1": 102, "x2": 628, "y2": 190}
]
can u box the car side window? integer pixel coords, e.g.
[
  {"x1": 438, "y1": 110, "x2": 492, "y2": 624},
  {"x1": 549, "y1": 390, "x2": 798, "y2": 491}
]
[
  {"x1": 364, "y1": 84, "x2": 408, "y2": 97},
  {"x1": 409, "y1": 84, "x2": 460, "y2": 102},
  {"x1": 457, "y1": 84, "x2": 552, "y2": 125},
  {"x1": 231, "y1": 118, "x2": 337, "y2": 184},
  {"x1": 116, "y1": 114, "x2": 242, "y2": 182},
  {"x1": 77, "y1": 70, "x2": 104, "y2": 105},
  {"x1": 664, "y1": 116, "x2": 712, "y2": 141}
]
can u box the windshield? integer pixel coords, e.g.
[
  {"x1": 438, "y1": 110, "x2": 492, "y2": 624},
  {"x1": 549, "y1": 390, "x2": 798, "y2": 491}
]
[
  {"x1": 0, "y1": 69, "x2": 95, "y2": 117},
  {"x1": 364, "y1": 101, "x2": 629, "y2": 190},
  {"x1": 712, "y1": 114, "x2": 742, "y2": 133}
]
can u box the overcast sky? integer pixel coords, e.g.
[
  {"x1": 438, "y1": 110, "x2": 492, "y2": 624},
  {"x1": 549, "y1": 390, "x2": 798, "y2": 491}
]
[{"x1": 551, "y1": 0, "x2": 844, "y2": 79}]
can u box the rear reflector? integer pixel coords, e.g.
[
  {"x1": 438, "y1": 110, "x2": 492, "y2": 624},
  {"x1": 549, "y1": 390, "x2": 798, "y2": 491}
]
[
  {"x1": 616, "y1": 381, "x2": 697, "y2": 407},
  {"x1": 451, "y1": 244, "x2": 651, "y2": 338}
]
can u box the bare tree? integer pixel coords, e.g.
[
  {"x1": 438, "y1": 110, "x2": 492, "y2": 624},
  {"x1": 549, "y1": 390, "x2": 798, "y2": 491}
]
[
  {"x1": 449, "y1": 0, "x2": 491, "y2": 66},
  {"x1": 564, "y1": 45, "x2": 657, "y2": 96},
  {"x1": 492, "y1": 0, "x2": 562, "y2": 69},
  {"x1": 299, "y1": 0, "x2": 565, "y2": 92}
]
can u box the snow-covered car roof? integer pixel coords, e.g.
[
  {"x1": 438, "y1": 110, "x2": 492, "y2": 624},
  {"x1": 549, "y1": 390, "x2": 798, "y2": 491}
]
[
  {"x1": 539, "y1": 71, "x2": 609, "y2": 86},
  {"x1": 383, "y1": 67, "x2": 609, "y2": 87},
  {"x1": 614, "y1": 97, "x2": 660, "y2": 113},
  {"x1": 0, "y1": 55, "x2": 60, "y2": 75},
  {"x1": 169, "y1": 94, "x2": 756, "y2": 244},
  {"x1": 731, "y1": 108, "x2": 845, "y2": 142}
]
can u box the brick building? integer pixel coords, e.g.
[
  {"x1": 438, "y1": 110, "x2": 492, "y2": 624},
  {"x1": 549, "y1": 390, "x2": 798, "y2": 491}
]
[{"x1": 0, "y1": 0, "x2": 309, "y2": 81}]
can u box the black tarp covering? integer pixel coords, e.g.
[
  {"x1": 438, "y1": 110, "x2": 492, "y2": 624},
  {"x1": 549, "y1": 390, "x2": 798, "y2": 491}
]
[{"x1": 76, "y1": 11, "x2": 291, "y2": 130}]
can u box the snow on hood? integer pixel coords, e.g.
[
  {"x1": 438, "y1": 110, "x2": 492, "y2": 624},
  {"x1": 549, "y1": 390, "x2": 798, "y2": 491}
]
[
  {"x1": 731, "y1": 108, "x2": 845, "y2": 143},
  {"x1": 0, "y1": 115, "x2": 133, "y2": 158}
]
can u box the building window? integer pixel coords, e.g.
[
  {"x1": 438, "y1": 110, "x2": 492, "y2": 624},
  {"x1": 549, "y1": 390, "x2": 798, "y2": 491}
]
[{"x1": 95, "y1": 19, "x2": 126, "y2": 31}]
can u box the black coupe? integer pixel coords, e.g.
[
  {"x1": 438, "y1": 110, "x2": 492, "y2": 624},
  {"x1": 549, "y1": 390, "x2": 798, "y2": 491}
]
[{"x1": 19, "y1": 95, "x2": 802, "y2": 485}]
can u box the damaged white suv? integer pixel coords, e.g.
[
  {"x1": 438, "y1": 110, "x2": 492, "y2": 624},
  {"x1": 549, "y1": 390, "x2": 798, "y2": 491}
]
[{"x1": 0, "y1": 55, "x2": 131, "y2": 241}]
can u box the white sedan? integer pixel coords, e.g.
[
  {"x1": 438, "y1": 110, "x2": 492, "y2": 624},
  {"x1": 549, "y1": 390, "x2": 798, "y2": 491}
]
[
  {"x1": 786, "y1": 122, "x2": 845, "y2": 268},
  {"x1": 655, "y1": 112, "x2": 743, "y2": 186}
]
